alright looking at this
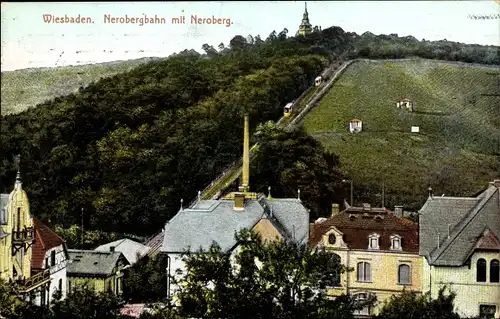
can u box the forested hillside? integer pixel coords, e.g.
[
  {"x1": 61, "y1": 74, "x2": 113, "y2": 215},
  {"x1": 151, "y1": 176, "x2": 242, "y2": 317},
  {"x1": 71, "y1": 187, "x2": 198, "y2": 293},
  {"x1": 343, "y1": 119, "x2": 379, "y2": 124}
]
[{"x1": 1, "y1": 26, "x2": 498, "y2": 238}]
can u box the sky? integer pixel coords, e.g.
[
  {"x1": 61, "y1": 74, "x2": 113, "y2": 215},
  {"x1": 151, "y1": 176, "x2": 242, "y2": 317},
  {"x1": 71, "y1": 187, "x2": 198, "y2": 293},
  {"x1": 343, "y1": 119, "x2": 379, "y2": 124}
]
[{"x1": 1, "y1": 1, "x2": 499, "y2": 71}]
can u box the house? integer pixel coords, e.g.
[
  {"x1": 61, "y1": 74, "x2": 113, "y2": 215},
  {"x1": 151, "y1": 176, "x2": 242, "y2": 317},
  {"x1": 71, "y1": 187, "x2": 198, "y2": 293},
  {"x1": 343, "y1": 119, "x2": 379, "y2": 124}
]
[
  {"x1": 0, "y1": 172, "x2": 51, "y2": 306},
  {"x1": 315, "y1": 76, "x2": 323, "y2": 86},
  {"x1": 31, "y1": 218, "x2": 70, "y2": 305},
  {"x1": 309, "y1": 203, "x2": 422, "y2": 317},
  {"x1": 94, "y1": 238, "x2": 149, "y2": 266},
  {"x1": 67, "y1": 249, "x2": 129, "y2": 294},
  {"x1": 349, "y1": 118, "x2": 363, "y2": 133},
  {"x1": 411, "y1": 126, "x2": 420, "y2": 133},
  {"x1": 419, "y1": 180, "x2": 500, "y2": 319},
  {"x1": 396, "y1": 98, "x2": 415, "y2": 112},
  {"x1": 160, "y1": 115, "x2": 310, "y2": 299}
]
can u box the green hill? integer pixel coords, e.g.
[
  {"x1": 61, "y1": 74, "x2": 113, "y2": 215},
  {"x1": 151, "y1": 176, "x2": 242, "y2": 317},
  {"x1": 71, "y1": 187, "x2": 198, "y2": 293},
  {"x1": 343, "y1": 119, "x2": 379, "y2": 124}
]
[
  {"x1": 0, "y1": 57, "x2": 161, "y2": 115},
  {"x1": 303, "y1": 58, "x2": 500, "y2": 211}
]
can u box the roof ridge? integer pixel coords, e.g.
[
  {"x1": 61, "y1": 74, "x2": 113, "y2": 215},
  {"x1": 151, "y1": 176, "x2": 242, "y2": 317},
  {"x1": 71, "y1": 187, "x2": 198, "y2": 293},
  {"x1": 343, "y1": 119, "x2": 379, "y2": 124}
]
[{"x1": 430, "y1": 187, "x2": 498, "y2": 263}]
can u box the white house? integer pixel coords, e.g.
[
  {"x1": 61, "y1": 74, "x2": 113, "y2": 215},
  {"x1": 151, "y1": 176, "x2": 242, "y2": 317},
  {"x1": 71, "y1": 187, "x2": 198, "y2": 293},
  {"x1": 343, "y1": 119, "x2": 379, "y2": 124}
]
[
  {"x1": 419, "y1": 180, "x2": 500, "y2": 319},
  {"x1": 95, "y1": 238, "x2": 149, "y2": 266},
  {"x1": 396, "y1": 98, "x2": 415, "y2": 112},
  {"x1": 349, "y1": 118, "x2": 363, "y2": 133},
  {"x1": 160, "y1": 195, "x2": 310, "y2": 300},
  {"x1": 31, "y1": 218, "x2": 70, "y2": 305},
  {"x1": 411, "y1": 126, "x2": 420, "y2": 133}
]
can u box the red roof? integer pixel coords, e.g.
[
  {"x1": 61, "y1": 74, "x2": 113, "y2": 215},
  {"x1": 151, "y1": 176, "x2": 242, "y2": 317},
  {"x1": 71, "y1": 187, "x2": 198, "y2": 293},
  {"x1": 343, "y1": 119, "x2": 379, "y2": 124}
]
[
  {"x1": 309, "y1": 208, "x2": 419, "y2": 253},
  {"x1": 32, "y1": 218, "x2": 67, "y2": 269}
]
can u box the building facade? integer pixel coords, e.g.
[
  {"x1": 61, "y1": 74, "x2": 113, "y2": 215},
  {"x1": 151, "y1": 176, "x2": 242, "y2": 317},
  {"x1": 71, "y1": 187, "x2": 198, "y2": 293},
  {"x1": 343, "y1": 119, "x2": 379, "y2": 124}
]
[
  {"x1": 0, "y1": 173, "x2": 51, "y2": 306},
  {"x1": 309, "y1": 203, "x2": 422, "y2": 317},
  {"x1": 67, "y1": 249, "x2": 129, "y2": 294},
  {"x1": 419, "y1": 180, "x2": 500, "y2": 319}
]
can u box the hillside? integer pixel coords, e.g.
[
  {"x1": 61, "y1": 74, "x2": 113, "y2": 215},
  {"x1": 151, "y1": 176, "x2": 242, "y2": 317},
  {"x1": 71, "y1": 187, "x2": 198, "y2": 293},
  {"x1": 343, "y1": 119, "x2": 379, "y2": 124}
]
[
  {"x1": 303, "y1": 58, "x2": 500, "y2": 211},
  {"x1": 0, "y1": 57, "x2": 161, "y2": 115}
]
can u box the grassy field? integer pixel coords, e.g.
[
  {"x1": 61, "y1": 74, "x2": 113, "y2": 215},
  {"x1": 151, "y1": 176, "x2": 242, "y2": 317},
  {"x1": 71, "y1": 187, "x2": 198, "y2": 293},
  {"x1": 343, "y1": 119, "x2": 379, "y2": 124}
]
[
  {"x1": 1, "y1": 57, "x2": 161, "y2": 115},
  {"x1": 303, "y1": 59, "x2": 500, "y2": 210}
]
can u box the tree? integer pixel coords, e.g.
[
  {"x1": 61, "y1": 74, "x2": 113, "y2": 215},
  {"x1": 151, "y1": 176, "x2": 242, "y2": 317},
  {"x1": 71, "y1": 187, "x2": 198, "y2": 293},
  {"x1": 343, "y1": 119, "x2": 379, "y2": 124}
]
[
  {"x1": 375, "y1": 286, "x2": 461, "y2": 319},
  {"x1": 50, "y1": 286, "x2": 123, "y2": 319},
  {"x1": 123, "y1": 254, "x2": 170, "y2": 303},
  {"x1": 0, "y1": 279, "x2": 48, "y2": 319},
  {"x1": 229, "y1": 35, "x2": 248, "y2": 50},
  {"x1": 173, "y1": 229, "x2": 367, "y2": 319}
]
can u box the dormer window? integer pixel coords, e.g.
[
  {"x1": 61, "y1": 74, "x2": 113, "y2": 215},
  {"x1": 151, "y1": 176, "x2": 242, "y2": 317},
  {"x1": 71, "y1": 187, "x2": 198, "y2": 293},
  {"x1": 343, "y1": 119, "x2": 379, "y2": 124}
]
[
  {"x1": 390, "y1": 235, "x2": 402, "y2": 251},
  {"x1": 328, "y1": 234, "x2": 336, "y2": 245},
  {"x1": 368, "y1": 233, "x2": 380, "y2": 249}
]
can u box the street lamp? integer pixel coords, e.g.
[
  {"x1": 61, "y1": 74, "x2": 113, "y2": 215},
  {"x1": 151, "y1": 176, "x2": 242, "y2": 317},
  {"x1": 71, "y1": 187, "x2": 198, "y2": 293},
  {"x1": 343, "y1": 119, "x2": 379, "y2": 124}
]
[{"x1": 342, "y1": 179, "x2": 353, "y2": 206}]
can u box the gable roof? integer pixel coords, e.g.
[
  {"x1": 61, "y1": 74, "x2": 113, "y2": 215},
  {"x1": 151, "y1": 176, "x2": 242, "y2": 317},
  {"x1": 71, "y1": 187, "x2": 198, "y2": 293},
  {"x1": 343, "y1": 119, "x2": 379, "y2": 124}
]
[
  {"x1": 473, "y1": 228, "x2": 500, "y2": 250},
  {"x1": 95, "y1": 238, "x2": 150, "y2": 265},
  {"x1": 419, "y1": 183, "x2": 500, "y2": 266},
  {"x1": 67, "y1": 249, "x2": 128, "y2": 277},
  {"x1": 309, "y1": 207, "x2": 418, "y2": 253},
  {"x1": 161, "y1": 196, "x2": 309, "y2": 254},
  {"x1": 32, "y1": 218, "x2": 67, "y2": 269}
]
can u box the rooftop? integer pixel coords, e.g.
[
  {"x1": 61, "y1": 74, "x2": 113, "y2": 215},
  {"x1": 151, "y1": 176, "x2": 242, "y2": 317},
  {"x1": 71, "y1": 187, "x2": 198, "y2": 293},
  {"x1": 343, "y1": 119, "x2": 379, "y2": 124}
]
[{"x1": 67, "y1": 249, "x2": 128, "y2": 277}]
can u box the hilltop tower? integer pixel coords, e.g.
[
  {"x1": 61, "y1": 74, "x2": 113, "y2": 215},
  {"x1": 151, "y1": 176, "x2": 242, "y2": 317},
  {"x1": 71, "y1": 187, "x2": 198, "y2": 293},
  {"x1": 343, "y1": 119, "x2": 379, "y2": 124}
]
[{"x1": 298, "y1": 2, "x2": 313, "y2": 36}]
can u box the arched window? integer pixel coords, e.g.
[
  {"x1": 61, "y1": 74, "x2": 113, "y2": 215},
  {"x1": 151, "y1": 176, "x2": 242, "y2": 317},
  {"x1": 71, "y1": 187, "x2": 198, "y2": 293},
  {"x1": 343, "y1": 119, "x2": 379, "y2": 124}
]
[
  {"x1": 398, "y1": 264, "x2": 411, "y2": 285},
  {"x1": 357, "y1": 262, "x2": 371, "y2": 282},
  {"x1": 477, "y1": 258, "x2": 487, "y2": 282},
  {"x1": 490, "y1": 259, "x2": 499, "y2": 283}
]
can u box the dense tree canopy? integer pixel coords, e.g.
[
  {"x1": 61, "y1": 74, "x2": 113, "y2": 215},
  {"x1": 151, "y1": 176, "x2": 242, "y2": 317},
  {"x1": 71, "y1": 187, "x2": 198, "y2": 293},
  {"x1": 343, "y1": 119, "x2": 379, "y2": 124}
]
[{"x1": 1, "y1": 26, "x2": 498, "y2": 239}]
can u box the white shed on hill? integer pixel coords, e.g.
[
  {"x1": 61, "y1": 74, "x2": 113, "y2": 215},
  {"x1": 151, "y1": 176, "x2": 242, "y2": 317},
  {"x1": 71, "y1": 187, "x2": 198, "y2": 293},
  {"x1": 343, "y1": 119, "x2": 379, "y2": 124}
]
[{"x1": 349, "y1": 118, "x2": 363, "y2": 133}]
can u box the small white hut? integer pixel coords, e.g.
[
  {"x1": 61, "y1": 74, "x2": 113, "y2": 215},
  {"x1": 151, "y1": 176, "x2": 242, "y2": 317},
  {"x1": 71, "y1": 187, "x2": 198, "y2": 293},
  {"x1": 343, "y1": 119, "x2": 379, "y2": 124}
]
[
  {"x1": 315, "y1": 76, "x2": 323, "y2": 86},
  {"x1": 349, "y1": 118, "x2": 363, "y2": 133},
  {"x1": 411, "y1": 126, "x2": 420, "y2": 133},
  {"x1": 396, "y1": 98, "x2": 415, "y2": 112}
]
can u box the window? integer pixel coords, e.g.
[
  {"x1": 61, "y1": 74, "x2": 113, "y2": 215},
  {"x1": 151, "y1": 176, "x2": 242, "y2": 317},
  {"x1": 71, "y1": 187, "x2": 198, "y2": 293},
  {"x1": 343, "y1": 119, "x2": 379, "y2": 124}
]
[
  {"x1": 357, "y1": 262, "x2": 371, "y2": 282},
  {"x1": 50, "y1": 251, "x2": 56, "y2": 267},
  {"x1": 368, "y1": 233, "x2": 380, "y2": 249},
  {"x1": 328, "y1": 234, "x2": 336, "y2": 245},
  {"x1": 58, "y1": 279, "x2": 62, "y2": 292},
  {"x1": 398, "y1": 264, "x2": 411, "y2": 285},
  {"x1": 390, "y1": 235, "x2": 402, "y2": 250},
  {"x1": 45, "y1": 258, "x2": 49, "y2": 268},
  {"x1": 477, "y1": 258, "x2": 487, "y2": 282},
  {"x1": 353, "y1": 293, "x2": 372, "y2": 315},
  {"x1": 17, "y1": 208, "x2": 21, "y2": 232},
  {"x1": 479, "y1": 305, "x2": 496, "y2": 319},
  {"x1": 490, "y1": 259, "x2": 499, "y2": 283}
]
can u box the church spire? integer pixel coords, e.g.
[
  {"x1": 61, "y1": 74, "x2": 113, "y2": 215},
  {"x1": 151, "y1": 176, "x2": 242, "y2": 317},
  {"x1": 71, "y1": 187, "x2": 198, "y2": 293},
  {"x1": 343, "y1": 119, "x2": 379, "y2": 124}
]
[
  {"x1": 299, "y1": 2, "x2": 312, "y2": 36},
  {"x1": 14, "y1": 154, "x2": 22, "y2": 189}
]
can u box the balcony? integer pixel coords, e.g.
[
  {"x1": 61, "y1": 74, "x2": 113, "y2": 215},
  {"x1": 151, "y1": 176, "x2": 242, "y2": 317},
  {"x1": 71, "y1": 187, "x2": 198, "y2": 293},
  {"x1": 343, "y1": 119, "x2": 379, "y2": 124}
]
[
  {"x1": 12, "y1": 227, "x2": 35, "y2": 245},
  {"x1": 15, "y1": 269, "x2": 51, "y2": 293}
]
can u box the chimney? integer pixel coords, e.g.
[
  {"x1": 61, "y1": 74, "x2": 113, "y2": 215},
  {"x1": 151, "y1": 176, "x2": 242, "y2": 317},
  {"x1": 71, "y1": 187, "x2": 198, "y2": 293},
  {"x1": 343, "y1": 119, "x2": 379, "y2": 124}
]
[
  {"x1": 234, "y1": 193, "x2": 245, "y2": 211},
  {"x1": 331, "y1": 203, "x2": 340, "y2": 217},
  {"x1": 428, "y1": 187, "x2": 433, "y2": 199},
  {"x1": 110, "y1": 246, "x2": 115, "y2": 253},
  {"x1": 394, "y1": 206, "x2": 404, "y2": 218},
  {"x1": 239, "y1": 114, "x2": 250, "y2": 193}
]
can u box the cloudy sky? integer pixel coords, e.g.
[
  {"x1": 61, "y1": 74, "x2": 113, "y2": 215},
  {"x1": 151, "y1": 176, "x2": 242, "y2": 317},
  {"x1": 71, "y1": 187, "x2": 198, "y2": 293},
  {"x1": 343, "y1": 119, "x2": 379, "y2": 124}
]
[{"x1": 1, "y1": 1, "x2": 499, "y2": 71}]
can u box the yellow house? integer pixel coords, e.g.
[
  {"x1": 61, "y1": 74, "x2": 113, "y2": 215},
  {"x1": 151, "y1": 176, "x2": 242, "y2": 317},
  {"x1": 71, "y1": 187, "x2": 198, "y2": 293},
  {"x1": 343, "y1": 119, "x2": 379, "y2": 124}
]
[
  {"x1": 67, "y1": 248, "x2": 129, "y2": 294},
  {"x1": 419, "y1": 180, "x2": 500, "y2": 319},
  {"x1": 0, "y1": 172, "x2": 51, "y2": 303},
  {"x1": 309, "y1": 203, "x2": 422, "y2": 316}
]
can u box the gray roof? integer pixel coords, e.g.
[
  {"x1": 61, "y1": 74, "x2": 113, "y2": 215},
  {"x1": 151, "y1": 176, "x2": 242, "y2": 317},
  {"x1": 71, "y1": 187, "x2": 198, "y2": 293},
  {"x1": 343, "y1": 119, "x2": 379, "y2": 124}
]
[
  {"x1": 95, "y1": 238, "x2": 150, "y2": 265},
  {"x1": 0, "y1": 194, "x2": 10, "y2": 225},
  {"x1": 419, "y1": 183, "x2": 500, "y2": 266},
  {"x1": 67, "y1": 249, "x2": 129, "y2": 277},
  {"x1": 161, "y1": 196, "x2": 310, "y2": 254}
]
